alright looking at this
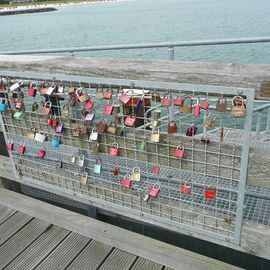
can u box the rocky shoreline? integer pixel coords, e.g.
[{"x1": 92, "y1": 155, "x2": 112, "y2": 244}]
[{"x1": 0, "y1": 7, "x2": 57, "y2": 16}]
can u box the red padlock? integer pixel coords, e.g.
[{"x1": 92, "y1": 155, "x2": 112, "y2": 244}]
[
  {"x1": 47, "y1": 116, "x2": 53, "y2": 126},
  {"x1": 27, "y1": 86, "x2": 37, "y2": 97},
  {"x1": 119, "y1": 94, "x2": 131, "y2": 105},
  {"x1": 186, "y1": 124, "x2": 197, "y2": 137},
  {"x1": 18, "y1": 143, "x2": 26, "y2": 154},
  {"x1": 194, "y1": 98, "x2": 200, "y2": 117},
  {"x1": 6, "y1": 139, "x2": 14, "y2": 151},
  {"x1": 52, "y1": 117, "x2": 58, "y2": 127},
  {"x1": 148, "y1": 183, "x2": 161, "y2": 198},
  {"x1": 124, "y1": 114, "x2": 136, "y2": 127},
  {"x1": 85, "y1": 99, "x2": 94, "y2": 110},
  {"x1": 15, "y1": 100, "x2": 24, "y2": 111},
  {"x1": 37, "y1": 149, "x2": 46, "y2": 159},
  {"x1": 200, "y1": 98, "x2": 210, "y2": 110},
  {"x1": 152, "y1": 165, "x2": 160, "y2": 174},
  {"x1": 173, "y1": 145, "x2": 185, "y2": 158},
  {"x1": 161, "y1": 92, "x2": 172, "y2": 107},
  {"x1": 121, "y1": 174, "x2": 132, "y2": 188},
  {"x1": 109, "y1": 143, "x2": 119, "y2": 156},
  {"x1": 103, "y1": 101, "x2": 114, "y2": 115},
  {"x1": 181, "y1": 180, "x2": 192, "y2": 194},
  {"x1": 205, "y1": 186, "x2": 217, "y2": 199},
  {"x1": 168, "y1": 121, "x2": 177, "y2": 134},
  {"x1": 103, "y1": 89, "x2": 113, "y2": 99},
  {"x1": 113, "y1": 167, "x2": 119, "y2": 176},
  {"x1": 174, "y1": 96, "x2": 185, "y2": 106}
]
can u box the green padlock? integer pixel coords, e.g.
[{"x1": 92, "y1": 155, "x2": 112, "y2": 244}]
[
  {"x1": 94, "y1": 158, "x2": 102, "y2": 174},
  {"x1": 139, "y1": 140, "x2": 145, "y2": 152},
  {"x1": 13, "y1": 111, "x2": 23, "y2": 119}
]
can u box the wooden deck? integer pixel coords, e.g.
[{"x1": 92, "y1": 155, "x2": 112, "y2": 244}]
[{"x1": 0, "y1": 188, "x2": 242, "y2": 270}]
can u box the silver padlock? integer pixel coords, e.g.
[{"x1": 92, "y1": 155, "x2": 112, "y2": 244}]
[
  {"x1": 77, "y1": 154, "x2": 85, "y2": 167},
  {"x1": 70, "y1": 155, "x2": 76, "y2": 164},
  {"x1": 34, "y1": 131, "x2": 47, "y2": 143},
  {"x1": 142, "y1": 193, "x2": 150, "y2": 202}
]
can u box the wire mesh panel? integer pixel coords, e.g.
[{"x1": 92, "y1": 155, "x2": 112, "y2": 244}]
[{"x1": 0, "y1": 71, "x2": 254, "y2": 244}]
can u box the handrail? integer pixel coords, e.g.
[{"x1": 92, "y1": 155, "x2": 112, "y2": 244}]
[{"x1": 1, "y1": 36, "x2": 270, "y2": 60}]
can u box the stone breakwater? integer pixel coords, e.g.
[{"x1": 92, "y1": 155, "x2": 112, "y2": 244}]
[{"x1": 0, "y1": 7, "x2": 57, "y2": 16}]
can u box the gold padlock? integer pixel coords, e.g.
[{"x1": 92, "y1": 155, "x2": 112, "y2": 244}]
[
  {"x1": 181, "y1": 96, "x2": 193, "y2": 113},
  {"x1": 204, "y1": 113, "x2": 216, "y2": 128},
  {"x1": 80, "y1": 172, "x2": 88, "y2": 186},
  {"x1": 231, "y1": 96, "x2": 246, "y2": 118},
  {"x1": 107, "y1": 122, "x2": 117, "y2": 135},
  {"x1": 76, "y1": 88, "x2": 90, "y2": 103},
  {"x1": 27, "y1": 127, "x2": 36, "y2": 139},
  {"x1": 62, "y1": 104, "x2": 69, "y2": 117},
  {"x1": 131, "y1": 167, "x2": 141, "y2": 182},
  {"x1": 150, "y1": 128, "x2": 160, "y2": 143},
  {"x1": 72, "y1": 127, "x2": 81, "y2": 138},
  {"x1": 216, "y1": 96, "x2": 227, "y2": 112},
  {"x1": 96, "y1": 86, "x2": 104, "y2": 99}
]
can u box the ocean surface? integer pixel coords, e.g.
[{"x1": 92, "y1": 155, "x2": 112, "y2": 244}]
[{"x1": 1, "y1": 0, "x2": 270, "y2": 63}]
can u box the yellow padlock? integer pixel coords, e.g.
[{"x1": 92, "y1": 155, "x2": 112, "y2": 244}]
[
  {"x1": 80, "y1": 172, "x2": 88, "y2": 185},
  {"x1": 131, "y1": 167, "x2": 141, "y2": 182},
  {"x1": 150, "y1": 128, "x2": 160, "y2": 143}
]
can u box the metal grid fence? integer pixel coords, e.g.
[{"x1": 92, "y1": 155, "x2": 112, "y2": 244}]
[{"x1": 0, "y1": 71, "x2": 255, "y2": 244}]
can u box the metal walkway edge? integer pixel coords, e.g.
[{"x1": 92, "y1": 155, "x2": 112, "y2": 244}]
[{"x1": 0, "y1": 188, "x2": 242, "y2": 270}]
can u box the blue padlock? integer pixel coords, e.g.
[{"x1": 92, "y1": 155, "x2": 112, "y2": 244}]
[
  {"x1": 136, "y1": 94, "x2": 145, "y2": 109},
  {"x1": 51, "y1": 135, "x2": 61, "y2": 148},
  {"x1": 0, "y1": 99, "x2": 8, "y2": 112}
]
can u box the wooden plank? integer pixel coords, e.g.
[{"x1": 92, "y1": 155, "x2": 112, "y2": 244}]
[
  {"x1": 4, "y1": 226, "x2": 69, "y2": 270},
  {"x1": 0, "y1": 218, "x2": 50, "y2": 269},
  {"x1": 0, "y1": 188, "x2": 243, "y2": 269},
  {"x1": 0, "y1": 205, "x2": 16, "y2": 225},
  {"x1": 0, "y1": 56, "x2": 268, "y2": 99},
  {"x1": 131, "y1": 257, "x2": 164, "y2": 270}
]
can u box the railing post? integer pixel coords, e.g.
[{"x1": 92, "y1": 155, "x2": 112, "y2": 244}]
[
  {"x1": 266, "y1": 108, "x2": 270, "y2": 132},
  {"x1": 168, "y1": 46, "x2": 175, "y2": 61},
  {"x1": 255, "y1": 112, "x2": 262, "y2": 140}
]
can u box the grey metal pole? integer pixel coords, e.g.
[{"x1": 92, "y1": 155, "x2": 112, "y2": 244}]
[
  {"x1": 255, "y1": 112, "x2": 262, "y2": 140},
  {"x1": 168, "y1": 46, "x2": 175, "y2": 61}
]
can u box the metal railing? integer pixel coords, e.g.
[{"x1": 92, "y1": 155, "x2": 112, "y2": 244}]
[{"x1": 1, "y1": 36, "x2": 270, "y2": 60}]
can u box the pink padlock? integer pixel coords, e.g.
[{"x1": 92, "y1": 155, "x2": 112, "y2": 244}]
[
  {"x1": 103, "y1": 101, "x2": 114, "y2": 115},
  {"x1": 200, "y1": 98, "x2": 210, "y2": 110},
  {"x1": 173, "y1": 145, "x2": 185, "y2": 158},
  {"x1": 85, "y1": 99, "x2": 94, "y2": 110},
  {"x1": 161, "y1": 92, "x2": 172, "y2": 107},
  {"x1": 121, "y1": 174, "x2": 132, "y2": 188},
  {"x1": 6, "y1": 139, "x2": 14, "y2": 151},
  {"x1": 148, "y1": 182, "x2": 161, "y2": 198},
  {"x1": 18, "y1": 143, "x2": 26, "y2": 154},
  {"x1": 27, "y1": 86, "x2": 37, "y2": 97},
  {"x1": 194, "y1": 98, "x2": 200, "y2": 117},
  {"x1": 37, "y1": 149, "x2": 46, "y2": 159},
  {"x1": 109, "y1": 143, "x2": 119, "y2": 156},
  {"x1": 181, "y1": 180, "x2": 192, "y2": 194},
  {"x1": 152, "y1": 165, "x2": 160, "y2": 174}
]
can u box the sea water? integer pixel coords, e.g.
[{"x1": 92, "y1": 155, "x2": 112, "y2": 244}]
[{"x1": 1, "y1": 0, "x2": 270, "y2": 63}]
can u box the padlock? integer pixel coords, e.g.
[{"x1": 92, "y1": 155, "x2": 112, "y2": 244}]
[
  {"x1": 96, "y1": 86, "x2": 104, "y2": 99},
  {"x1": 37, "y1": 149, "x2": 46, "y2": 159},
  {"x1": 113, "y1": 167, "x2": 119, "y2": 176},
  {"x1": 168, "y1": 121, "x2": 177, "y2": 134},
  {"x1": 124, "y1": 114, "x2": 136, "y2": 127},
  {"x1": 181, "y1": 96, "x2": 193, "y2": 113},
  {"x1": 103, "y1": 88, "x2": 113, "y2": 99},
  {"x1": 13, "y1": 111, "x2": 23, "y2": 119},
  {"x1": 62, "y1": 104, "x2": 69, "y2": 117},
  {"x1": 68, "y1": 85, "x2": 75, "y2": 94},
  {"x1": 151, "y1": 91, "x2": 161, "y2": 102},
  {"x1": 141, "y1": 192, "x2": 150, "y2": 202},
  {"x1": 72, "y1": 127, "x2": 81, "y2": 138},
  {"x1": 27, "y1": 127, "x2": 36, "y2": 139},
  {"x1": 55, "y1": 123, "x2": 64, "y2": 134},
  {"x1": 58, "y1": 84, "x2": 64, "y2": 93},
  {"x1": 216, "y1": 96, "x2": 227, "y2": 112},
  {"x1": 107, "y1": 122, "x2": 117, "y2": 135},
  {"x1": 121, "y1": 174, "x2": 132, "y2": 188},
  {"x1": 52, "y1": 116, "x2": 58, "y2": 127},
  {"x1": 194, "y1": 98, "x2": 200, "y2": 117},
  {"x1": 150, "y1": 112, "x2": 160, "y2": 128},
  {"x1": 47, "y1": 116, "x2": 53, "y2": 126},
  {"x1": 150, "y1": 128, "x2": 160, "y2": 143},
  {"x1": 46, "y1": 85, "x2": 56, "y2": 96},
  {"x1": 10, "y1": 82, "x2": 20, "y2": 91},
  {"x1": 186, "y1": 124, "x2": 197, "y2": 137},
  {"x1": 161, "y1": 92, "x2": 172, "y2": 107},
  {"x1": 32, "y1": 102, "x2": 39, "y2": 112},
  {"x1": 18, "y1": 142, "x2": 26, "y2": 154},
  {"x1": 76, "y1": 88, "x2": 90, "y2": 103},
  {"x1": 34, "y1": 131, "x2": 47, "y2": 143},
  {"x1": 103, "y1": 101, "x2": 114, "y2": 115},
  {"x1": 6, "y1": 138, "x2": 14, "y2": 151},
  {"x1": 51, "y1": 135, "x2": 61, "y2": 148},
  {"x1": 77, "y1": 155, "x2": 85, "y2": 167},
  {"x1": 80, "y1": 122, "x2": 88, "y2": 135},
  {"x1": 205, "y1": 186, "x2": 217, "y2": 199},
  {"x1": 93, "y1": 142, "x2": 100, "y2": 154},
  {"x1": 84, "y1": 111, "x2": 95, "y2": 122},
  {"x1": 15, "y1": 99, "x2": 24, "y2": 111},
  {"x1": 139, "y1": 140, "x2": 145, "y2": 151},
  {"x1": 204, "y1": 113, "x2": 216, "y2": 128},
  {"x1": 89, "y1": 128, "x2": 98, "y2": 141},
  {"x1": 68, "y1": 95, "x2": 77, "y2": 107},
  {"x1": 136, "y1": 94, "x2": 144, "y2": 109},
  {"x1": 173, "y1": 145, "x2": 185, "y2": 158},
  {"x1": 152, "y1": 165, "x2": 160, "y2": 174},
  {"x1": 70, "y1": 155, "x2": 76, "y2": 163},
  {"x1": 27, "y1": 85, "x2": 37, "y2": 97},
  {"x1": 174, "y1": 96, "x2": 185, "y2": 106},
  {"x1": 119, "y1": 93, "x2": 131, "y2": 104},
  {"x1": 131, "y1": 167, "x2": 141, "y2": 182},
  {"x1": 42, "y1": 101, "x2": 52, "y2": 115},
  {"x1": 200, "y1": 98, "x2": 210, "y2": 110},
  {"x1": 80, "y1": 172, "x2": 88, "y2": 186},
  {"x1": 56, "y1": 160, "x2": 63, "y2": 169},
  {"x1": 96, "y1": 119, "x2": 107, "y2": 134},
  {"x1": 181, "y1": 180, "x2": 192, "y2": 194},
  {"x1": 113, "y1": 104, "x2": 120, "y2": 115},
  {"x1": 94, "y1": 158, "x2": 102, "y2": 174},
  {"x1": 109, "y1": 142, "x2": 119, "y2": 156},
  {"x1": 85, "y1": 99, "x2": 94, "y2": 110},
  {"x1": 39, "y1": 86, "x2": 48, "y2": 95},
  {"x1": 231, "y1": 96, "x2": 246, "y2": 118},
  {"x1": 148, "y1": 182, "x2": 161, "y2": 198}
]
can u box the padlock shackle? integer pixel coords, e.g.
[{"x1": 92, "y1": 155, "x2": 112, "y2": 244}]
[
  {"x1": 112, "y1": 142, "x2": 119, "y2": 148},
  {"x1": 152, "y1": 128, "x2": 160, "y2": 134},
  {"x1": 232, "y1": 95, "x2": 245, "y2": 106},
  {"x1": 44, "y1": 101, "x2": 52, "y2": 108},
  {"x1": 132, "y1": 167, "x2": 140, "y2": 173},
  {"x1": 78, "y1": 154, "x2": 85, "y2": 160},
  {"x1": 176, "y1": 145, "x2": 184, "y2": 150}
]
